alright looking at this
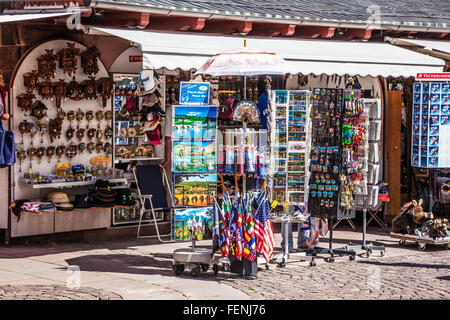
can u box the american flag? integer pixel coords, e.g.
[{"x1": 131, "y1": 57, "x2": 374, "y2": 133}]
[{"x1": 254, "y1": 198, "x2": 275, "y2": 263}]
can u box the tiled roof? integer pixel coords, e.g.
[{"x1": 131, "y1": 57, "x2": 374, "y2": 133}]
[{"x1": 94, "y1": 0, "x2": 450, "y2": 30}]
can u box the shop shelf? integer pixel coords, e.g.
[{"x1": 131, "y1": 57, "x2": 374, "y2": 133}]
[
  {"x1": 19, "y1": 179, "x2": 97, "y2": 189},
  {"x1": 114, "y1": 157, "x2": 162, "y2": 163}
]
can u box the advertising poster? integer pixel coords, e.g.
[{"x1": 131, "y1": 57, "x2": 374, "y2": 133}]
[
  {"x1": 179, "y1": 82, "x2": 210, "y2": 105},
  {"x1": 173, "y1": 207, "x2": 214, "y2": 241},
  {"x1": 173, "y1": 140, "x2": 216, "y2": 172},
  {"x1": 173, "y1": 173, "x2": 217, "y2": 207},
  {"x1": 412, "y1": 80, "x2": 450, "y2": 168},
  {"x1": 173, "y1": 106, "x2": 218, "y2": 141}
]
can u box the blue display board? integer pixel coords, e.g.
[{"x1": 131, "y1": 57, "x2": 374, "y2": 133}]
[
  {"x1": 179, "y1": 82, "x2": 210, "y2": 105},
  {"x1": 412, "y1": 82, "x2": 450, "y2": 168}
]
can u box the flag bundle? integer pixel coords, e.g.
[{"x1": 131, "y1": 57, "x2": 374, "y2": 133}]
[{"x1": 254, "y1": 197, "x2": 275, "y2": 263}]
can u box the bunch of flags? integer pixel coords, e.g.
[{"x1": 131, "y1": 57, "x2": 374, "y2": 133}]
[{"x1": 217, "y1": 191, "x2": 274, "y2": 263}]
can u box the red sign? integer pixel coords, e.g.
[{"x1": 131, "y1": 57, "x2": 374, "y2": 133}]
[
  {"x1": 129, "y1": 55, "x2": 143, "y2": 63},
  {"x1": 416, "y1": 73, "x2": 450, "y2": 80}
]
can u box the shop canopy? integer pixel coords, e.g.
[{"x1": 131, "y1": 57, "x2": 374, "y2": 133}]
[
  {"x1": 89, "y1": 26, "x2": 445, "y2": 78},
  {"x1": 0, "y1": 12, "x2": 72, "y2": 24}
]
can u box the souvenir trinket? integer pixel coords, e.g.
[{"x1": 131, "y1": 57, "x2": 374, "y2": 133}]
[
  {"x1": 19, "y1": 120, "x2": 30, "y2": 140},
  {"x1": 66, "y1": 127, "x2": 75, "y2": 140},
  {"x1": 46, "y1": 146, "x2": 55, "y2": 163},
  {"x1": 57, "y1": 42, "x2": 80, "y2": 76},
  {"x1": 17, "y1": 150, "x2": 26, "y2": 172},
  {"x1": 127, "y1": 127, "x2": 137, "y2": 137},
  {"x1": 27, "y1": 146, "x2": 37, "y2": 169},
  {"x1": 49, "y1": 118, "x2": 63, "y2": 143},
  {"x1": 78, "y1": 143, "x2": 86, "y2": 154},
  {"x1": 65, "y1": 144, "x2": 78, "y2": 159},
  {"x1": 87, "y1": 142, "x2": 95, "y2": 153},
  {"x1": 37, "y1": 80, "x2": 54, "y2": 100},
  {"x1": 17, "y1": 91, "x2": 35, "y2": 114},
  {"x1": 57, "y1": 109, "x2": 66, "y2": 120},
  {"x1": 96, "y1": 110, "x2": 103, "y2": 129},
  {"x1": 37, "y1": 122, "x2": 48, "y2": 144},
  {"x1": 232, "y1": 101, "x2": 260, "y2": 123},
  {"x1": 28, "y1": 122, "x2": 39, "y2": 143},
  {"x1": 96, "y1": 129, "x2": 103, "y2": 140},
  {"x1": 103, "y1": 142, "x2": 112, "y2": 155},
  {"x1": 56, "y1": 145, "x2": 66, "y2": 160},
  {"x1": 67, "y1": 110, "x2": 76, "y2": 122},
  {"x1": 67, "y1": 78, "x2": 84, "y2": 101},
  {"x1": 81, "y1": 76, "x2": 97, "y2": 100},
  {"x1": 30, "y1": 101, "x2": 48, "y2": 120},
  {"x1": 97, "y1": 77, "x2": 114, "y2": 108},
  {"x1": 105, "y1": 126, "x2": 113, "y2": 140},
  {"x1": 105, "y1": 110, "x2": 113, "y2": 121},
  {"x1": 116, "y1": 146, "x2": 131, "y2": 158},
  {"x1": 23, "y1": 70, "x2": 39, "y2": 91},
  {"x1": 53, "y1": 79, "x2": 67, "y2": 109},
  {"x1": 76, "y1": 128, "x2": 85, "y2": 141},
  {"x1": 87, "y1": 128, "x2": 96, "y2": 140},
  {"x1": 37, "y1": 49, "x2": 57, "y2": 80},
  {"x1": 36, "y1": 147, "x2": 45, "y2": 164},
  {"x1": 80, "y1": 46, "x2": 100, "y2": 75},
  {"x1": 76, "y1": 109, "x2": 84, "y2": 123}
]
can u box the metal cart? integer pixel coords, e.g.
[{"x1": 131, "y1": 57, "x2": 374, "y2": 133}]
[{"x1": 390, "y1": 232, "x2": 450, "y2": 251}]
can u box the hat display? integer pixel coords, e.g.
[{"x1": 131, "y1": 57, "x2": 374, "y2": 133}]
[
  {"x1": 141, "y1": 93, "x2": 159, "y2": 108},
  {"x1": 139, "y1": 70, "x2": 159, "y2": 95},
  {"x1": 47, "y1": 192, "x2": 74, "y2": 211}
]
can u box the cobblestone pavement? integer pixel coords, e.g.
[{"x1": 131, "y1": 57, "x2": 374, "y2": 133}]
[
  {"x1": 212, "y1": 251, "x2": 450, "y2": 300},
  {"x1": 0, "y1": 285, "x2": 123, "y2": 300}
]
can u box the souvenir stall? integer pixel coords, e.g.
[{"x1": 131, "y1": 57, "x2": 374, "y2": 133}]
[
  {"x1": 390, "y1": 74, "x2": 450, "y2": 251},
  {"x1": 8, "y1": 39, "x2": 132, "y2": 238}
]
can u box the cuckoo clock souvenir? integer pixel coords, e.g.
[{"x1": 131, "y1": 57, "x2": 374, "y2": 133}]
[
  {"x1": 31, "y1": 101, "x2": 48, "y2": 120},
  {"x1": 57, "y1": 43, "x2": 80, "y2": 76},
  {"x1": 37, "y1": 49, "x2": 57, "y2": 80},
  {"x1": 87, "y1": 142, "x2": 95, "y2": 153},
  {"x1": 56, "y1": 145, "x2": 66, "y2": 160},
  {"x1": 67, "y1": 78, "x2": 84, "y2": 101},
  {"x1": 38, "y1": 80, "x2": 54, "y2": 100},
  {"x1": 36, "y1": 147, "x2": 45, "y2": 164},
  {"x1": 76, "y1": 128, "x2": 85, "y2": 141},
  {"x1": 95, "y1": 110, "x2": 103, "y2": 129},
  {"x1": 66, "y1": 127, "x2": 75, "y2": 141},
  {"x1": 18, "y1": 120, "x2": 30, "y2": 141},
  {"x1": 17, "y1": 149, "x2": 26, "y2": 172},
  {"x1": 96, "y1": 142, "x2": 104, "y2": 153},
  {"x1": 37, "y1": 122, "x2": 48, "y2": 144},
  {"x1": 96, "y1": 129, "x2": 103, "y2": 140},
  {"x1": 28, "y1": 122, "x2": 39, "y2": 144},
  {"x1": 105, "y1": 126, "x2": 113, "y2": 140},
  {"x1": 66, "y1": 143, "x2": 78, "y2": 159},
  {"x1": 81, "y1": 77, "x2": 97, "y2": 100},
  {"x1": 27, "y1": 146, "x2": 37, "y2": 170},
  {"x1": 17, "y1": 91, "x2": 35, "y2": 115},
  {"x1": 23, "y1": 70, "x2": 39, "y2": 91},
  {"x1": 80, "y1": 46, "x2": 101, "y2": 75},
  {"x1": 87, "y1": 128, "x2": 96, "y2": 140},
  {"x1": 86, "y1": 110, "x2": 94, "y2": 128},
  {"x1": 46, "y1": 146, "x2": 55, "y2": 163},
  {"x1": 49, "y1": 118, "x2": 63, "y2": 143},
  {"x1": 105, "y1": 110, "x2": 113, "y2": 121},
  {"x1": 53, "y1": 79, "x2": 68, "y2": 109},
  {"x1": 97, "y1": 77, "x2": 114, "y2": 108},
  {"x1": 104, "y1": 142, "x2": 112, "y2": 155},
  {"x1": 67, "y1": 111, "x2": 76, "y2": 124},
  {"x1": 76, "y1": 109, "x2": 84, "y2": 128},
  {"x1": 78, "y1": 142, "x2": 86, "y2": 154}
]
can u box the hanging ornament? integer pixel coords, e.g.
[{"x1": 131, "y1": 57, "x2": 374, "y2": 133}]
[
  {"x1": 87, "y1": 128, "x2": 96, "y2": 140},
  {"x1": 28, "y1": 122, "x2": 39, "y2": 144},
  {"x1": 87, "y1": 142, "x2": 95, "y2": 153},
  {"x1": 80, "y1": 46, "x2": 100, "y2": 75},
  {"x1": 95, "y1": 142, "x2": 104, "y2": 153},
  {"x1": 76, "y1": 128, "x2": 85, "y2": 141},
  {"x1": 17, "y1": 91, "x2": 35, "y2": 115},
  {"x1": 66, "y1": 127, "x2": 75, "y2": 140},
  {"x1": 67, "y1": 77, "x2": 84, "y2": 101},
  {"x1": 104, "y1": 142, "x2": 112, "y2": 155},
  {"x1": 46, "y1": 146, "x2": 55, "y2": 163},
  {"x1": 76, "y1": 109, "x2": 84, "y2": 123},
  {"x1": 27, "y1": 146, "x2": 37, "y2": 170},
  {"x1": 57, "y1": 109, "x2": 66, "y2": 121},
  {"x1": 78, "y1": 142, "x2": 86, "y2": 154},
  {"x1": 96, "y1": 110, "x2": 103, "y2": 129},
  {"x1": 19, "y1": 120, "x2": 30, "y2": 141},
  {"x1": 37, "y1": 80, "x2": 54, "y2": 100},
  {"x1": 53, "y1": 79, "x2": 68, "y2": 109},
  {"x1": 81, "y1": 76, "x2": 97, "y2": 100},
  {"x1": 56, "y1": 145, "x2": 65, "y2": 160},
  {"x1": 49, "y1": 118, "x2": 63, "y2": 143},
  {"x1": 37, "y1": 122, "x2": 48, "y2": 144},
  {"x1": 86, "y1": 110, "x2": 94, "y2": 128},
  {"x1": 30, "y1": 101, "x2": 48, "y2": 120},
  {"x1": 23, "y1": 70, "x2": 39, "y2": 91},
  {"x1": 96, "y1": 129, "x2": 103, "y2": 140},
  {"x1": 67, "y1": 110, "x2": 76, "y2": 124},
  {"x1": 57, "y1": 42, "x2": 80, "y2": 76},
  {"x1": 17, "y1": 150, "x2": 26, "y2": 173},
  {"x1": 105, "y1": 110, "x2": 113, "y2": 121},
  {"x1": 97, "y1": 77, "x2": 114, "y2": 108},
  {"x1": 36, "y1": 147, "x2": 45, "y2": 164},
  {"x1": 37, "y1": 49, "x2": 57, "y2": 80},
  {"x1": 65, "y1": 143, "x2": 78, "y2": 159},
  {"x1": 104, "y1": 126, "x2": 113, "y2": 140}
]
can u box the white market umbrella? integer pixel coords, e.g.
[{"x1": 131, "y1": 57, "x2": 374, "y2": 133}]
[{"x1": 195, "y1": 41, "x2": 289, "y2": 99}]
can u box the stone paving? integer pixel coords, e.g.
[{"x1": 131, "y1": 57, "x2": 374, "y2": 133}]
[
  {"x1": 0, "y1": 285, "x2": 122, "y2": 300},
  {"x1": 212, "y1": 251, "x2": 450, "y2": 300}
]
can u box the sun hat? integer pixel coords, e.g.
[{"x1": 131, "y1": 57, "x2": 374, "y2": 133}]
[
  {"x1": 141, "y1": 93, "x2": 159, "y2": 108},
  {"x1": 139, "y1": 70, "x2": 159, "y2": 95},
  {"x1": 47, "y1": 192, "x2": 74, "y2": 211}
]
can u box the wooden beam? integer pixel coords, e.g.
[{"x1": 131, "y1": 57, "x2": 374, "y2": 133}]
[
  {"x1": 344, "y1": 28, "x2": 372, "y2": 40},
  {"x1": 102, "y1": 12, "x2": 150, "y2": 28},
  {"x1": 294, "y1": 26, "x2": 335, "y2": 39},
  {"x1": 251, "y1": 23, "x2": 296, "y2": 37},
  {"x1": 202, "y1": 20, "x2": 253, "y2": 35},
  {"x1": 148, "y1": 17, "x2": 205, "y2": 31}
]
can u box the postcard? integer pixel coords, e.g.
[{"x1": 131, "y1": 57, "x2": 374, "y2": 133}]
[
  {"x1": 173, "y1": 207, "x2": 214, "y2": 241},
  {"x1": 173, "y1": 173, "x2": 217, "y2": 207}
]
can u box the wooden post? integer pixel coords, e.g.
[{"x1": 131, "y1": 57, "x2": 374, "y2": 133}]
[{"x1": 387, "y1": 91, "x2": 403, "y2": 219}]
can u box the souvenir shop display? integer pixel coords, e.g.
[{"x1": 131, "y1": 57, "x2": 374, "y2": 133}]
[
  {"x1": 269, "y1": 90, "x2": 311, "y2": 212},
  {"x1": 173, "y1": 207, "x2": 214, "y2": 241},
  {"x1": 80, "y1": 46, "x2": 101, "y2": 76}
]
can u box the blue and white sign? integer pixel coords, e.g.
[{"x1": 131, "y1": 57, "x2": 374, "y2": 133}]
[{"x1": 179, "y1": 82, "x2": 210, "y2": 105}]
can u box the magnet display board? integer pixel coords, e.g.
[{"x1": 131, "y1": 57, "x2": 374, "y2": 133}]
[{"x1": 411, "y1": 81, "x2": 450, "y2": 168}]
